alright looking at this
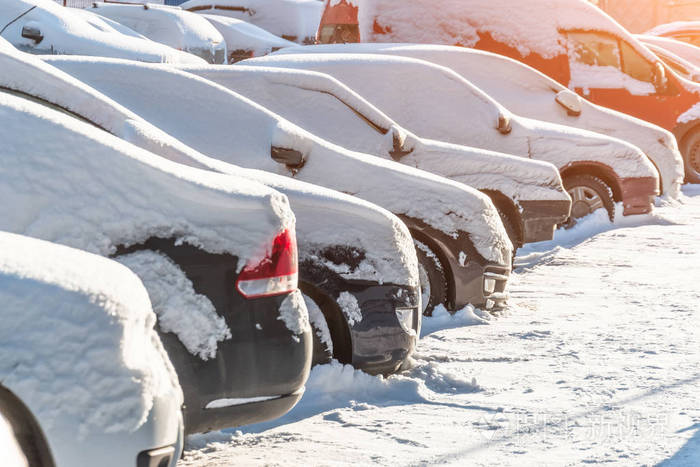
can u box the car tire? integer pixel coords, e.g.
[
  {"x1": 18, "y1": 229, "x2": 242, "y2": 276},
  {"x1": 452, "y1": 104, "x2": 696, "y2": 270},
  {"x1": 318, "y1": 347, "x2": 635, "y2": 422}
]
[
  {"x1": 682, "y1": 130, "x2": 700, "y2": 184},
  {"x1": 563, "y1": 174, "x2": 615, "y2": 227},
  {"x1": 414, "y1": 241, "x2": 448, "y2": 317}
]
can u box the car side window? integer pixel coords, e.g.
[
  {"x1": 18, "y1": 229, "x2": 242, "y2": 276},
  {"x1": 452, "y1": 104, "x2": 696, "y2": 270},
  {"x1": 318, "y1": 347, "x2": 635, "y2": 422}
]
[
  {"x1": 619, "y1": 41, "x2": 654, "y2": 83},
  {"x1": 567, "y1": 31, "x2": 621, "y2": 69}
]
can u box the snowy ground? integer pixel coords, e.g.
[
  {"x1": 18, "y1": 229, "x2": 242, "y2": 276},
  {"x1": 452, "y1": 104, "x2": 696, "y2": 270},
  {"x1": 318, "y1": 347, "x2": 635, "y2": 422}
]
[{"x1": 181, "y1": 186, "x2": 700, "y2": 466}]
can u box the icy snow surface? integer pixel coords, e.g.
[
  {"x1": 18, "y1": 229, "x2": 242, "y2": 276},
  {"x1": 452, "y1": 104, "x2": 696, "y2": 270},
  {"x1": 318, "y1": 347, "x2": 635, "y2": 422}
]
[
  {"x1": 116, "y1": 251, "x2": 231, "y2": 360},
  {"x1": 0, "y1": 233, "x2": 181, "y2": 439},
  {"x1": 278, "y1": 290, "x2": 312, "y2": 340},
  {"x1": 336, "y1": 291, "x2": 362, "y2": 327},
  {"x1": 180, "y1": 187, "x2": 700, "y2": 466}
]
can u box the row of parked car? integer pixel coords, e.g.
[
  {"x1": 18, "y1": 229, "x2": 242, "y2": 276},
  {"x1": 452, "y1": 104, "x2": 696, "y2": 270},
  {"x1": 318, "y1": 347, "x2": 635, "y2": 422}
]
[{"x1": 0, "y1": 0, "x2": 697, "y2": 465}]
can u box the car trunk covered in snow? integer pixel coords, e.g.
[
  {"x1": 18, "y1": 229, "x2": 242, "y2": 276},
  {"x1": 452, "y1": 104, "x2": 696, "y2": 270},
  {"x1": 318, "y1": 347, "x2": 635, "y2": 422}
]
[
  {"x1": 0, "y1": 232, "x2": 183, "y2": 466},
  {"x1": 0, "y1": 0, "x2": 206, "y2": 64},
  {"x1": 179, "y1": 63, "x2": 572, "y2": 245},
  {"x1": 277, "y1": 43, "x2": 683, "y2": 198},
  {"x1": 244, "y1": 53, "x2": 660, "y2": 219}
]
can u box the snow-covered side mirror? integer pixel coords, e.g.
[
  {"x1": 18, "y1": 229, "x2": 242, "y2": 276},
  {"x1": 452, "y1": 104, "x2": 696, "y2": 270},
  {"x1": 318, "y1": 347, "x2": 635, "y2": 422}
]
[
  {"x1": 21, "y1": 24, "x2": 43, "y2": 44},
  {"x1": 270, "y1": 121, "x2": 311, "y2": 172},
  {"x1": 555, "y1": 89, "x2": 582, "y2": 117},
  {"x1": 387, "y1": 126, "x2": 413, "y2": 161}
]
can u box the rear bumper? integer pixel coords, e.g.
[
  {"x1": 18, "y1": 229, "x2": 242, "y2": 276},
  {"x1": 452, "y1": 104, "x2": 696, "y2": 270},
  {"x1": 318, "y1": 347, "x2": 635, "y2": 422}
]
[
  {"x1": 348, "y1": 283, "x2": 421, "y2": 375},
  {"x1": 620, "y1": 176, "x2": 659, "y2": 216},
  {"x1": 519, "y1": 199, "x2": 572, "y2": 243}
]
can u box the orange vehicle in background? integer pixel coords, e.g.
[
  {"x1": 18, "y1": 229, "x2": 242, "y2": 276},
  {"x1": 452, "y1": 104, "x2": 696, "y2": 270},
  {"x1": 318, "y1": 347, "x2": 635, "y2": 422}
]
[
  {"x1": 317, "y1": 0, "x2": 359, "y2": 44},
  {"x1": 317, "y1": 0, "x2": 700, "y2": 183}
]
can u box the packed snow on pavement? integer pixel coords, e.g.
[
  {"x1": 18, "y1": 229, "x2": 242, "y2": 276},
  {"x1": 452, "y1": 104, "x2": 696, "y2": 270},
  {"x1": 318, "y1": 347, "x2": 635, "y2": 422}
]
[{"x1": 180, "y1": 187, "x2": 700, "y2": 466}]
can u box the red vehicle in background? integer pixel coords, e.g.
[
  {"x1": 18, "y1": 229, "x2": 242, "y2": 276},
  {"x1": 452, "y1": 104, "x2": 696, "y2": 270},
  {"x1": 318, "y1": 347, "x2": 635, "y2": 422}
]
[{"x1": 317, "y1": 0, "x2": 700, "y2": 183}]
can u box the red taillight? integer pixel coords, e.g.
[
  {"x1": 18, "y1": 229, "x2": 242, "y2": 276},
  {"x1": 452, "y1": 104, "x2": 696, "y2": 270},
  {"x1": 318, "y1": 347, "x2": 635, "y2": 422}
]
[{"x1": 236, "y1": 229, "x2": 298, "y2": 299}]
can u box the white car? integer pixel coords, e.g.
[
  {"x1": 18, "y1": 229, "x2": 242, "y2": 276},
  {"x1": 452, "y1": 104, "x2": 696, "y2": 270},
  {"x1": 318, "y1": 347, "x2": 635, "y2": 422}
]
[
  {"x1": 245, "y1": 52, "x2": 661, "y2": 224},
  {"x1": 0, "y1": 232, "x2": 183, "y2": 467},
  {"x1": 0, "y1": 38, "x2": 422, "y2": 373},
  {"x1": 180, "y1": 0, "x2": 323, "y2": 44},
  {"x1": 201, "y1": 14, "x2": 295, "y2": 62},
  {"x1": 273, "y1": 43, "x2": 685, "y2": 199},
  {"x1": 179, "y1": 62, "x2": 571, "y2": 248},
  {"x1": 0, "y1": 40, "x2": 315, "y2": 434},
  {"x1": 32, "y1": 52, "x2": 512, "y2": 314},
  {"x1": 0, "y1": 0, "x2": 206, "y2": 64},
  {"x1": 88, "y1": 2, "x2": 227, "y2": 64},
  {"x1": 637, "y1": 34, "x2": 700, "y2": 67}
]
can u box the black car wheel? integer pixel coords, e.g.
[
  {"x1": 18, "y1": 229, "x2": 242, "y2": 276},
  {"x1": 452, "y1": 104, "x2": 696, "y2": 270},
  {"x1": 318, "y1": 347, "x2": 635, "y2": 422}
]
[
  {"x1": 563, "y1": 174, "x2": 615, "y2": 227},
  {"x1": 415, "y1": 241, "x2": 447, "y2": 317}
]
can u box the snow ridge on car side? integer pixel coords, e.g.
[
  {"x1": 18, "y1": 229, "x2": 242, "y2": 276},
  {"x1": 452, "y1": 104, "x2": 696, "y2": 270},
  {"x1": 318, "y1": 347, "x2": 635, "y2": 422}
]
[{"x1": 0, "y1": 232, "x2": 182, "y2": 437}]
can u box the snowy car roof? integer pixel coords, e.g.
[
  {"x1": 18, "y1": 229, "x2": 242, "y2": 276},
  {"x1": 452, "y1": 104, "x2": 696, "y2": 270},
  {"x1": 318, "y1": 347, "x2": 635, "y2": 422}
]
[
  {"x1": 0, "y1": 231, "x2": 182, "y2": 436},
  {"x1": 201, "y1": 14, "x2": 296, "y2": 57},
  {"x1": 0, "y1": 89, "x2": 293, "y2": 264},
  {"x1": 0, "y1": 0, "x2": 206, "y2": 64},
  {"x1": 43, "y1": 54, "x2": 511, "y2": 265},
  {"x1": 357, "y1": 0, "x2": 660, "y2": 63},
  {"x1": 180, "y1": 0, "x2": 323, "y2": 42},
  {"x1": 89, "y1": 2, "x2": 224, "y2": 52}
]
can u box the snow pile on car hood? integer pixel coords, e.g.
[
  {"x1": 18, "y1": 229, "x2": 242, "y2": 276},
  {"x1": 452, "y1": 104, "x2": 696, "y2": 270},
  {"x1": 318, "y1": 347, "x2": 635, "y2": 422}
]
[
  {"x1": 637, "y1": 34, "x2": 700, "y2": 66},
  {"x1": 44, "y1": 55, "x2": 511, "y2": 265},
  {"x1": 180, "y1": 0, "x2": 323, "y2": 43},
  {"x1": 0, "y1": 0, "x2": 205, "y2": 64},
  {"x1": 202, "y1": 14, "x2": 296, "y2": 58},
  {"x1": 244, "y1": 53, "x2": 658, "y2": 181},
  {"x1": 357, "y1": 0, "x2": 659, "y2": 63},
  {"x1": 180, "y1": 63, "x2": 569, "y2": 204},
  {"x1": 0, "y1": 232, "x2": 182, "y2": 437},
  {"x1": 89, "y1": 3, "x2": 224, "y2": 53},
  {"x1": 0, "y1": 90, "x2": 293, "y2": 267},
  {"x1": 646, "y1": 21, "x2": 700, "y2": 37}
]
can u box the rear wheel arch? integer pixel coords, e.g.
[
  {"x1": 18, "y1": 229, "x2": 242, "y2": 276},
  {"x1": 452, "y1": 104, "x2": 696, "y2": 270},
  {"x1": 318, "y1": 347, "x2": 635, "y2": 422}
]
[
  {"x1": 0, "y1": 385, "x2": 55, "y2": 467},
  {"x1": 405, "y1": 227, "x2": 454, "y2": 311},
  {"x1": 299, "y1": 280, "x2": 352, "y2": 365},
  {"x1": 560, "y1": 162, "x2": 622, "y2": 203},
  {"x1": 480, "y1": 189, "x2": 523, "y2": 249}
]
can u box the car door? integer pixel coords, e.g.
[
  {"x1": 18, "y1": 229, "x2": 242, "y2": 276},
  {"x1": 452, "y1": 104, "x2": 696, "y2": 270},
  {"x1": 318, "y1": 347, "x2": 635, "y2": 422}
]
[{"x1": 564, "y1": 30, "x2": 683, "y2": 130}]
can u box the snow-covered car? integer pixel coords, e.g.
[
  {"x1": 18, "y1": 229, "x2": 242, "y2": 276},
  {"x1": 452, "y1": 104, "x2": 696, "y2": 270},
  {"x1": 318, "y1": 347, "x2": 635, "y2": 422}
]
[
  {"x1": 637, "y1": 34, "x2": 700, "y2": 67},
  {"x1": 179, "y1": 63, "x2": 571, "y2": 248},
  {"x1": 0, "y1": 37, "x2": 422, "y2": 376},
  {"x1": 642, "y1": 40, "x2": 700, "y2": 84},
  {"x1": 275, "y1": 43, "x2": 684, "y2": 199},
  {"x1": 0, "y1": 0, "x2": 206, "y2": 64},
  {"x1": 88, "y1": 2, "x2": 227, "y2": 64},
  {"x1": 201, "y1": 14, "x2": 295, "y2": 63},
  {"x1": 0, "y1": 48, "x2": 313, "y2": 434},
  {"x1": 38, "y1": 54, "x2": 512, "y2": 316},
  {"x1": 0, "y1": 232, "x2": 184, "y2": 467},
  {"x1": 180, "y1": 0, "x2": 323, "y2": 44},
  {"x1": 646, "y1": 21, "x2": 700, "y2": 48},
  {"x1": 245, "y1": 53, "x2": 660, "y2": 224}
]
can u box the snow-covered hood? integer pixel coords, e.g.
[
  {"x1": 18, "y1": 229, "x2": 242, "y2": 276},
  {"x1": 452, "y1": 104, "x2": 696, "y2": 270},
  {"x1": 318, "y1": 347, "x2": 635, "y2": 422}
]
[
  {"x1": 179, "y1": 63, "x2": 569, "y2": 205},
  {"x1": 637, "y1": 35, "x2": 700, "y2": 67},
  {"x1": 202, "y1": 14, "x2": 296, "y2": 58},
  {"x1": 180, "y1": 0, "x2": 323, "y2": 43},
  {"x1": 89, "y1": 3, "x2": 226, "y2": 62},
  {"x1": 0, "y1": 0, "x2": 205, "y2": 64},
  {"x1": 646, "y1": 21, "x2": 700, "y2": 37},
  {"x1": 243, "y1": 53, "x2": 658, "y2": 182},
  {"x1": 0, "y1": 90, "x2": 293, "y2": 266},
  {"x1": 43, "y1": 55, "x2": 511, "y2": 265},
  {"x1": 0, "y1": 232, "x2": 182, "y2": 437}
]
